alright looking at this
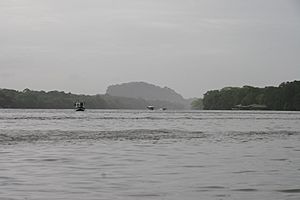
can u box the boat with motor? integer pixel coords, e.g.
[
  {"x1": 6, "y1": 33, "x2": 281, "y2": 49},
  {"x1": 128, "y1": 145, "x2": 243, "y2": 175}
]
[
  {"x1": 74, "y1": 101, "x2": 85, "y2": 111},
  {"x1": 147, "y1": 106, "x2": 167, "y2": 111},
  {"x1": 147, "y1": 106, "x2": 155, "y2": 110}
]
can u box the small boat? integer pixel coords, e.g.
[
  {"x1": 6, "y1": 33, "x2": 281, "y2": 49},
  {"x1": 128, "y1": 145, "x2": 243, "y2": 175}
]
[
  {"x1": 75, "y1": 101, "x2": 85, "y2": 111},
  {"x1": 147, "y1": 106, "x2": 155, "y2": 110}
]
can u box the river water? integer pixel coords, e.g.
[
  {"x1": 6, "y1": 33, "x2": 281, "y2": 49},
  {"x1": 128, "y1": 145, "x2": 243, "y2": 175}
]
[{"x1": 0, "y1": 109, "x2": 299, "y2": 200}]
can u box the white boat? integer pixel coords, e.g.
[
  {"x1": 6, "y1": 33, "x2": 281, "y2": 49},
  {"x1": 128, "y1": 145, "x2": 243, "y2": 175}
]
[{"x1": 147, "y1": 106, "x2": 155, "y2": 110}]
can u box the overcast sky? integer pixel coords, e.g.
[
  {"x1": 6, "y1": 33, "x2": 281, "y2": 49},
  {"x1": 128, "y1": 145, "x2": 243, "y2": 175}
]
[{"x1": 0, "y1": 0, "x2": 299, "y2": 98}]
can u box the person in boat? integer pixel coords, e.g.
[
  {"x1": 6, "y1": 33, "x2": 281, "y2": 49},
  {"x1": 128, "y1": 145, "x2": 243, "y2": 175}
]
[{"x1": 75, "y1": 101, "x2": 85, "y2": 111}]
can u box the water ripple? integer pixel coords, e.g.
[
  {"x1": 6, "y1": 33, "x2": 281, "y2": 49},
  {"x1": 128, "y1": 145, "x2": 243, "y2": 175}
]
[
  {"x1": 276, "y1": 189, "x2": 300, "y2": 193},
  {"x1": 232, "y1": 188, "x2": 259, "y2": 192},
  {"x1": 0, "y1": 129, "x2": 298, "y2": 145}
]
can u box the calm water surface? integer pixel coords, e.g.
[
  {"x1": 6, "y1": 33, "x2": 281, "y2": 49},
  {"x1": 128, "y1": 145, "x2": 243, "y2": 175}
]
[{"x1": 0, "y1": 109, "x2": 299, "y2": 200}]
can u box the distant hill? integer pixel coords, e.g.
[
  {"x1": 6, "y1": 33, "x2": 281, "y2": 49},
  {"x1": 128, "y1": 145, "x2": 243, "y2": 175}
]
[{"x1": 106, "y1": 82, "x2": 190, "y2": 109}]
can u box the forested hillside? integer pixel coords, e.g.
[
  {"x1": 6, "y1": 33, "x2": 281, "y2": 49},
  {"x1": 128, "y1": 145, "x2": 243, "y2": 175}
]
[
  {"x1": 202, "y1": 81, "x2": 300, "y2": 110},
  {"x1": 106, "y1": 82, "x2": 189, "y2": 108}
]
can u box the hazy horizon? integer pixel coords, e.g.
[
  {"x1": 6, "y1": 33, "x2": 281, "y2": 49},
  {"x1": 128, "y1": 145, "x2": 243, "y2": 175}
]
[{"x1": 1, "y1": 0, "x2": 300, "y2": 98}]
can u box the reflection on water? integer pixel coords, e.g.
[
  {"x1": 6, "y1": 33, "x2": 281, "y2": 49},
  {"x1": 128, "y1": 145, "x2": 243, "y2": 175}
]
[{"x1": 0, "y1": 109, "x2": 299, "y2": 200}]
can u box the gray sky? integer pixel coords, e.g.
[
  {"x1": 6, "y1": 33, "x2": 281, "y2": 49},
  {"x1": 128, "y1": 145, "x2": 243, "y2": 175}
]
[{"x1": 0, "y1": 0, "x2": 299, "y2": 98}]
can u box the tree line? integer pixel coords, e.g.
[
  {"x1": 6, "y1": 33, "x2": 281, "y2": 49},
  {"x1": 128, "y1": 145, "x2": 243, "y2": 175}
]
[
  {"x1": 201, "y1": 81, "x2": 300, "y2": 111},
  {"x1": 0, "y1": 88, "x2": 184, "y2": 109}
]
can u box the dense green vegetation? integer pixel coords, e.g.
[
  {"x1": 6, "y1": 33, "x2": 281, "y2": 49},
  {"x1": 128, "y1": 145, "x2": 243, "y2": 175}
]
[
  {"x1": 0, "y1": 88, "x2": 184, "y2": 109},
  {"x1": 2, "y1": 80, "x2": 299, "y2": 110},
  {"x1": 191, "y1": 98, "x2": 203, "y2": 110},
  {"x1": 202, "y1": 81, "x2": 300, "y2": 111}
]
